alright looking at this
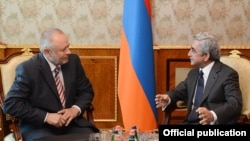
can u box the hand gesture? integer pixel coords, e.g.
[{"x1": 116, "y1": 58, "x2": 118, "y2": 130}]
[{"x1": 155, "y1": 94, "x2": 169, "y2": 108}]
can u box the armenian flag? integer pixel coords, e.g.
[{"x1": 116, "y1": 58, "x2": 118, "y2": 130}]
[{"x1": 118, "y1": 0, "x2": 157, "y2": 131}]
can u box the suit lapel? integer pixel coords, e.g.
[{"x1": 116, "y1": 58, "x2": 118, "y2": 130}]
[
  {"x1": 200, "y1": 61, "x2": 221, "y2": 104},
  {"x1": 38, "y1": 54, "x2": 59, "y2": 98},
  {"x1": 187, "y1": 69, "x2": 199, "y2": 110}
]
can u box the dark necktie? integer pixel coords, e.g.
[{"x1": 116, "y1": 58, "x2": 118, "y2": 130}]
[
  {"x1": 194, "y1": 70, "x2": 204, "y2": 106},
  {"x1": 54, "y1": 67, "x2": 65, "y2": 108},
  {"x1": 187, "y1": 70, "x2": 204, "y2": 123}
]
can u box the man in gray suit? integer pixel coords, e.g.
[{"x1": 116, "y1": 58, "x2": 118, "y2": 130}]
[
  {"x1": 3, "y1": 27, "x2": 99, "y2": 141},
  {"x1": 155, "y1": 32, "x2": 242, "y2": 125}
]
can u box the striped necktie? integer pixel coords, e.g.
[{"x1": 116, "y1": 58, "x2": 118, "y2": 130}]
[{"x1": 54, "y1": 67, "x2": 65, "y2": 108}]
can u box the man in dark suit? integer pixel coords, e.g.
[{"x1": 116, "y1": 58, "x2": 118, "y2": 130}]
[
  {"x1": 155, "y1": 32, "x2": 242, "y2": 125},
  {"x1": 3, "y1": 27, "x2": 99, "y2": 141}
]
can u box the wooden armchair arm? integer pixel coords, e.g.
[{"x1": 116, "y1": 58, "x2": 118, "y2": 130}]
[
  {"x1": 84, "y1": 104, "x2": 95, "y2": 125},
  {"x1": 9, "y1": 116, "x2": 22, "y2": 141},
  {"x1": 0, "y1": 92, "x2": 23, "y2": 141},
  {"x1": 0, "y1": 93, "x2": 7, "y2": 141},
  {"x1": 163, "y1": 110, "x2": 172, "y2": 125},
  {"x1": 164, "y1": 100, "x2": 187, "y2": 125},
  {"x1": 237, "y1": 114, "x2": 249, "y2": 124},
  {"x1": 164, "y1": 104, "x2": 177, "y2": 124},
  {"x1": 86, "y1": 104, "x2": 94, "y2": 121}
]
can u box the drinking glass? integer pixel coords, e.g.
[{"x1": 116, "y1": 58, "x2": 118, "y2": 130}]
[
  {"x1": 89, "y1": 133, "x2": 101, "y2": 141},
  {"x1": 139, "y1": 130, "x2": 159, "y2": 141}
]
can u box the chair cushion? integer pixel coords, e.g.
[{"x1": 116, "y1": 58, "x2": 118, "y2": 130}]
[
  {"x1": 4, "y1": 133, "x2": 14, "y2": 141},
  {"x1": 221, "y1": 56, "x2": 250, "y2": 119},
  {"x1": 0, "y1": 55, "x2": 32, "y2": 95}
]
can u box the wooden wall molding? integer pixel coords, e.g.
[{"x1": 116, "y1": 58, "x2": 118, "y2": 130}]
[
  {"x1": 3, "y1": 44, "x2": 250, "y2": 50},
  {"x1": 156, "y1": 45, "x2": 250, "y2": 49},
  {"x1": 2, "y1": 45, "x2": 120, "y2": 49},
  {"x1": 0, "y1": 43, "x2": 7, "y2": 49}
]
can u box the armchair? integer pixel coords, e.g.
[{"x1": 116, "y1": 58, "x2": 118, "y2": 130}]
[
  {"x1": 220, "y1": 50, "x2": 250, "y2": 124},
  {"x1": 164, "y1": 50, "x2": 250, "y2": 125},
  {"x1": 0, "y1": 48, "x2": 95, "y2": 141}
]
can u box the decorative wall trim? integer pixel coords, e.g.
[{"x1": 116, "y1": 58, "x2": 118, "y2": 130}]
[
  {"x1": 2, "y1": 45, "x2": 120, "y2": 49},
  {"x1": 3, "y1": 45, "x2": 250, "y2": 50},
  {"x1": 0, "y1": 43, "x2": 7, "y2": 49},
  {"x1": 156, "y1": 45, "x2": 250, "y2": 49}
]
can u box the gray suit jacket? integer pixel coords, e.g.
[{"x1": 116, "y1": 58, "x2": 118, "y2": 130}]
[
  {"x1": 167, "y1": 61, "x2": 242, "y2": 124},
  {"x1": 3, "y1": 53, "x2": 98, "y2": 131}
]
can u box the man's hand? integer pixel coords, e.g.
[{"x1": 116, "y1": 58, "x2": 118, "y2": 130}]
[
  {"x1": 57, "y1": 107, "x2": 79, "y2": 126},
  {"x1": 45, "y1": 113, "x2": 67, "y2": 127},
  {"x1": 196, "y1": 107, "x2": 214, "y2": 125},
  {"x1": 155, "y1": 94, "x2": 169, "y2": 108},
  {"x1": 46, "y1": 107, "x2": 79, "y2": 127}
]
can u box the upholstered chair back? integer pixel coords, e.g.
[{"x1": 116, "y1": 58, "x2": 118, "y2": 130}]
[
  {"x1": 220, "y1": 50, "x2": 250, "y2": 120},
  {"x1": 0, "y1": 52, "x2": 33, "y2": 96}
]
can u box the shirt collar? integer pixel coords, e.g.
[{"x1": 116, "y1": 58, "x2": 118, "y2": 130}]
[{"x1": 200, "y1": 61, "x2": 215, "y2": 77}]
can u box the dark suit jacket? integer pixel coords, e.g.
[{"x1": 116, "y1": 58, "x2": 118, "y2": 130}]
[
  {"x1": 166, "y1": 61, "x2": 242, "y2": 124},
  {"x1": 3, "y1": 53, "x2": 98, "y2": 131}
]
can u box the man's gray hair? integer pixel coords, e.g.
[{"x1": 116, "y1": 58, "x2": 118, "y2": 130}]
[
  {"x1": 194, "y1": 32, "x2": 220, "y2": 61},
  {"x1": 39, "y1": 27, "x2": 64, "y2": 53}
]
